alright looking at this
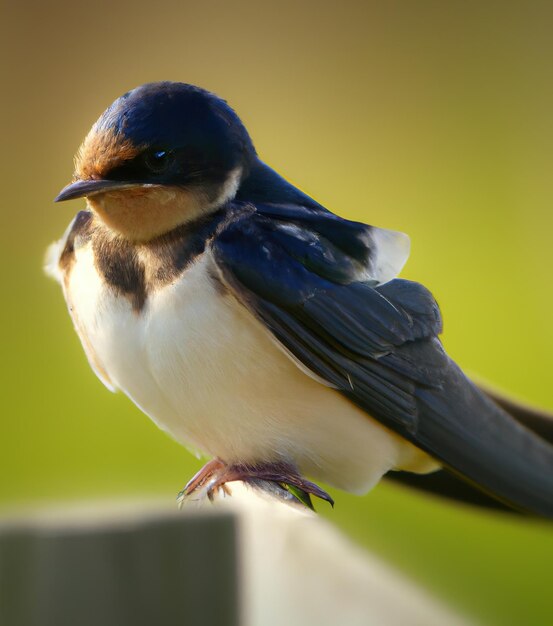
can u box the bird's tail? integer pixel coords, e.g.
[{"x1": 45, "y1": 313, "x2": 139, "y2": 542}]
[
  {"x1": 479, "y1": 384, "x2": 553, "y2": 445},
  {"x1": 411, "y1": 360, "x2": 553, "y2": 517}
]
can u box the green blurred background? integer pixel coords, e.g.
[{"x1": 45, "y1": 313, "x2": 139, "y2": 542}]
[{"x1": 2, "y1": 1, "x2": 553, "y2": 624}]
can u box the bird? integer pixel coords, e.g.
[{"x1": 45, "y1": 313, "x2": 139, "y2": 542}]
[{"x1": 46, "y1": 81, "x2": 553, "y2": 516}]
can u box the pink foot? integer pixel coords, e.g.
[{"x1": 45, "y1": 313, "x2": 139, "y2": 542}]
[{"x1": 178, "y1": 459, "x2": 334, "y2": 510}]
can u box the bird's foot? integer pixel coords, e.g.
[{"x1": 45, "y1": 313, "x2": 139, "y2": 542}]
[{"x1": 177, "y1": 458, "x2": 334, "y2": 511}]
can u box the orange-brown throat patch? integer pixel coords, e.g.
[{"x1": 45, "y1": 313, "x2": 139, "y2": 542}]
[
  {"x1": 87, "y1": 186, "x2": 211, "y2": 242},
  {"x1": 74, "y1": 126, "x2": 142, "y2": 181}
]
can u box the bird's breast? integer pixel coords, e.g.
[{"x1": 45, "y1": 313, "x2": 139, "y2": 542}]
[{"x1": 57, "y1": 234, "x2": 436, "y2": 493}]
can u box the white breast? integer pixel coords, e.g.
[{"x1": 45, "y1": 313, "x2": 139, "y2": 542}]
[{"x1": 59, "y1": 244, "x2": 437, "y2": 494}]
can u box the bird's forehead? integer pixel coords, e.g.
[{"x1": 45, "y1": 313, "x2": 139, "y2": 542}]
[
  {"x1": 73, "y1": 85, "x2": 208, "y2": 180},
  {"x1": 72, "y1": 82, "x2": 248, "y2": 181},
  {"x1": 74, "y1": 125, "x2": 142, "y2": 181},
  {"x1": 72, "y1": 86, "x2": 170, "y2": 180}
]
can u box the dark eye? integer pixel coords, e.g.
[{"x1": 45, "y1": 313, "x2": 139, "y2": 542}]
[{"x1": 143, "y1": 149, "x2": 173, "y2": 173}]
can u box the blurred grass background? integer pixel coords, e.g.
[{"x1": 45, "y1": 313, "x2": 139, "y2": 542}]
[{"x1": 2, "y1": 1, "x2": 553, "y2": 624}]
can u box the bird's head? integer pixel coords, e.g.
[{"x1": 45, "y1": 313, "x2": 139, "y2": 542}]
[{"x1": 55, "y1": 82, "x2": 256, "y2": 241}]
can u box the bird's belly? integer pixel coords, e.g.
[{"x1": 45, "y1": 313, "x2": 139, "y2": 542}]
[{"x1": 67, "y1": 250, "x2": 436, "y2": 493}]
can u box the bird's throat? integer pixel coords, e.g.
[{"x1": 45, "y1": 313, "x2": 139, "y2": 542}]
[{"x1": 87, "y1": 186, "x2": 211, "y2": 242}]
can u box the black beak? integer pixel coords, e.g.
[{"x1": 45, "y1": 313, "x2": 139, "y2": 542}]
[{"x1": 54, "y1": 179, "x2": 143, "y2": 202}]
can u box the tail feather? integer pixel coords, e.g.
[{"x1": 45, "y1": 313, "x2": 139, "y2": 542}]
[
  {"x1": 411, "y1": 360, "x2": 553, "y2": 517},
  {"x1": 479, "y1": 385, "x2": 553, "y2": 446}
]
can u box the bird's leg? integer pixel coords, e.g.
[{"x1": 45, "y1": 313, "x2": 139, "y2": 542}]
[
  {"x1": 178, "y1": 459, "x2": 334, "y2": 510},
  {"x1": 177, "y1": 458, "x2": 231, "y2": 505},
  {"x1": 180, "y1": 458, "x2": 226, "y2": 495}
]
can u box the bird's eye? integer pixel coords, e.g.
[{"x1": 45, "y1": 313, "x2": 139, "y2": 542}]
[{"x1": 143, "y1": 149, "x2": 173, "y2": 174}]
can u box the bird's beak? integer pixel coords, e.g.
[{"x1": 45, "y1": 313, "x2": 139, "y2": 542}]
[{"x1": 54, "y1": 179, "x2": 143, "y2": 202}]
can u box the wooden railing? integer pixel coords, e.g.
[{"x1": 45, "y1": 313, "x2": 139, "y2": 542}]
[{"x1": 0, "y1": 485, "x2": 473, "y2": 626}]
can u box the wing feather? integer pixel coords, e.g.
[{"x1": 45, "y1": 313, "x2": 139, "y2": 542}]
[{"x1": 212, "y1": 203, "x2": 553, "y2": 516}]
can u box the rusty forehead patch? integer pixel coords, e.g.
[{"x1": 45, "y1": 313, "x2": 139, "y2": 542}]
[{"x1": 74, "y1": 126, "x2": 143, "y2": 181}]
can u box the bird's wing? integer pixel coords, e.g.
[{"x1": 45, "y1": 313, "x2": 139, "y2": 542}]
[{"x1": 211, "y1": 203, "x2": 553, "y2": 517}]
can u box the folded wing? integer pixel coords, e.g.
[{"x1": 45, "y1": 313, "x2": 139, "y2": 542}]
[{"x1": 212, "y1": 203, "x2": 553, "y2": 516}]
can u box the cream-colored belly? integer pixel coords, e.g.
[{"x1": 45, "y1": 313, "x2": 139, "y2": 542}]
[{"x1": 65, "y1": 248, "x2": 437, "y2": 494}]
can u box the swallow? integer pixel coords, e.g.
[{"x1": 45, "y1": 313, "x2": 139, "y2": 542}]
[{"x1": 46, "y1": 81, "x2": 553, "y2": 516}]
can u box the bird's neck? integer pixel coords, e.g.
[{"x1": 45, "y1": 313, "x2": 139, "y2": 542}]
[
  {"x1": 237, "y1": 160, "x2": 325, "y2": 211},
  {"x1": 87, "y1": 160, "x2": 322, "y2": 244}
]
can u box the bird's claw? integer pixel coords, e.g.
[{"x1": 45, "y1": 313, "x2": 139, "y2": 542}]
[{"x1": 177, "y1": 459, "x2": 334, "y2": 510}]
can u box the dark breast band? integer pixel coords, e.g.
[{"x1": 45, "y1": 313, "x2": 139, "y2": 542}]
[{"x1": 59, "y1": 208, "x2": 230, "y2": 312}]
